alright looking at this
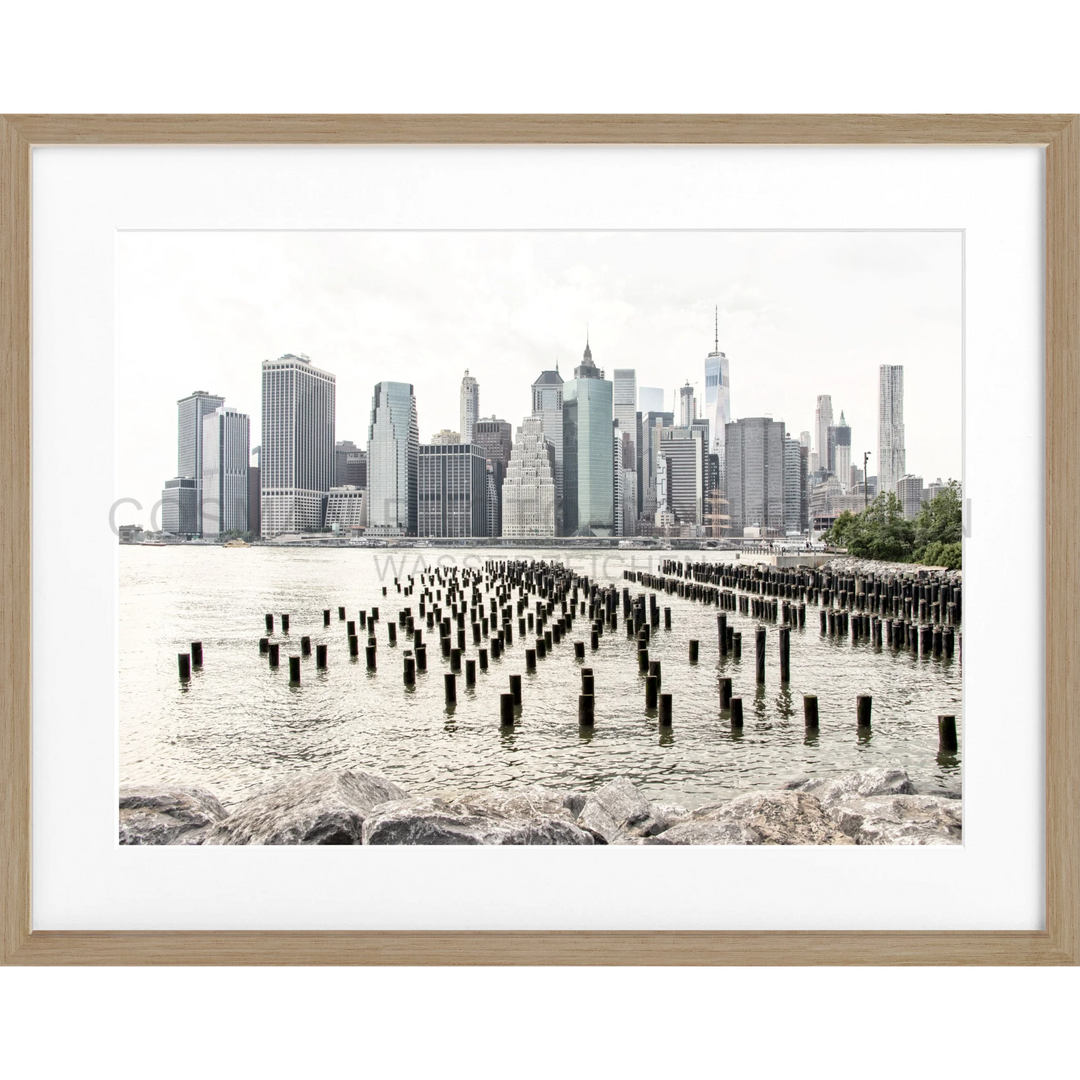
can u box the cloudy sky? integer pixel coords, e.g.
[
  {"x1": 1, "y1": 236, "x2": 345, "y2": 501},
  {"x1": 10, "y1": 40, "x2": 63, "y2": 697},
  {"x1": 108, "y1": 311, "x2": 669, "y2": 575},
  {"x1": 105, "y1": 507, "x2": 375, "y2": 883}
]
[{"x1": 117, "y1": 230, "x2": 961, "y2": 524}]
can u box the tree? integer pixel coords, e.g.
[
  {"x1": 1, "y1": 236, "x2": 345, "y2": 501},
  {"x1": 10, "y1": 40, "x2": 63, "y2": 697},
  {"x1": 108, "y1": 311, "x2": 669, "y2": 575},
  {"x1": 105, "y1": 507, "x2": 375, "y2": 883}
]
[
  {"x1": 824, "y1": 492, "x2": 914, "y2": 562},
  {"x1": 913, "y1": 480, "x2": 962, "y2": 568}
]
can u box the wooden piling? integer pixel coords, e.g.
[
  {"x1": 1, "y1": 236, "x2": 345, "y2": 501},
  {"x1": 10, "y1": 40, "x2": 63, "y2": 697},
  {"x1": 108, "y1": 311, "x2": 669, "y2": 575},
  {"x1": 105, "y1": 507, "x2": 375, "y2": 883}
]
[
  {"x1": 444, "y1": 672, "x2": 457, "y2": 705},
  {"x1": 478, "y1": 647, "x2": 488, "y2": 671},
  {"x1": 730, "y1": 697, "x2": 743, "y2": 729},
  {"x1": 465, "y1": 657, "x2": 476, "y2": 686},
  {"x1": 659, "y1": 693, "x2": 673, "y2": 727},
  {"x1": 719, "y1": 676, "x2": 732, "y2": 710},
  {"x1": 938, "y1": 714, "x2": 958, "y2": 753},
  {"x1": 857, "y1": 694, "x2": 872, "y2": 729},
  {"x1": 645, "y1": 674, "x2": 658, "y2": 710},
  {"x1": 501, "y1": 693, "x2": 516, "y2": 726},
  {"x1": 366, "y1": 644, "x2": 377, "y2": 670},
  {"x1": 689, "y1": 639, "x2": 699, "y2": 663},
  {"x1": 190, "y1": 641, "x2": 203, "y2": 667},
  {"x1": 510, "y1": 673, "x2": 522, "y2": 705},
  {"x1": 316, "y1": 643, "x2": 327, "y2": 669},
  {"x1": 804, "y1": 695, "x2": 819, "y2": 729},
  {"x1": 323, "y1": 609, "x2": 331, "y2": 626},
  {"x1": 178, "y1": 652, "x2": 191, "y2": 680},
  {"x1": 301, "y1": 635, "x2": 311, "y2": 656},
  {"x1": 282, "y1": 614, "x2": 290, "y2": 634},
  {"x1": 259, "y1": 637, "x2": 269, "y2": 654},
  {"x1": 265, "y1": 614, "x2": 274, "y2": 633},
  {"x1": 779, "y1": 626, "x2": 790, "y2": 683},
  {"x1": 756, "y1": 626, "x2": 766, "y2": 684},
  {"x1": 268, "y1": 643, "x2": 279, "y2": 667},
  {"x1": 450, "y1": 647, "x2": 461, "y2": 672},
  {"x1": 416, "y1": 644, "x2": 427, "y2": 672},
  {"x1": 289, "y1": 655, "x2": 301, "y2": 683},
  {"x1": 403, "y1": 654, "x2": 415, "y2": 686}
]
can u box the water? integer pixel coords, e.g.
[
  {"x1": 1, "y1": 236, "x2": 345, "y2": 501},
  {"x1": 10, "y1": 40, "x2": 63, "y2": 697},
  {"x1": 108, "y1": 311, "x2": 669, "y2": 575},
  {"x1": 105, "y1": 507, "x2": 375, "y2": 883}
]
[{"x1": 119, "y1": 546, "x2": 962, "y2": 809}]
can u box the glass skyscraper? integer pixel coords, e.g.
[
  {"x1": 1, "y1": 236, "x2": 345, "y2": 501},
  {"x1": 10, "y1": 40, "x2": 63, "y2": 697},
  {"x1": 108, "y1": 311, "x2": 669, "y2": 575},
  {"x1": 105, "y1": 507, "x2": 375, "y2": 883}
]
[
  {"x1": 201, "y1": 406, "x2": 250, "y2": 537},
  {"x1": 367, "y1": 380, "x2": 419, "y2": 536},
  {"x1": 260, "y1": 354, "x2": 336, "y2": 537},
  {"x1": 531, "y1": 366, "x2": 565, "y2": 535},
  {"x1": 562, "y1": 340, "x2": 614, "y2": 537},
  {"x1": 175, "y1": 389, "x2": 224, "y2": 535}
]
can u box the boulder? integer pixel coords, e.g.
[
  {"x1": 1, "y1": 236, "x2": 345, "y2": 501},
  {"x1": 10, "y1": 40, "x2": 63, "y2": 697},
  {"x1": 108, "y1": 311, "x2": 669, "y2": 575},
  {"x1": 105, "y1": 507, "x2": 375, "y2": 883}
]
[
  {"x1": 577, "y1": 776, "x2": 666, "y2": 842},
  {"x1": 648, "y1": 791, "x2": 852, "y2": 845},
  {"x1": 789, "y1": 767, "x2": 916, "y2": 808},
  {"x1": 119, "y1": 785, "x2": 227, "y2": 845},
  {"x1": 455, "y1": 785, "x2": 585, "y2": 820},
  {"x1": 362, "y1": 796, "x2": 595, "y2": 845},
  {"x1": 202, "y1": 770, "x2": 408, "y2": 845},
  {"x1": 830, "y1": 794, "x2": 963, "y2": 845}
]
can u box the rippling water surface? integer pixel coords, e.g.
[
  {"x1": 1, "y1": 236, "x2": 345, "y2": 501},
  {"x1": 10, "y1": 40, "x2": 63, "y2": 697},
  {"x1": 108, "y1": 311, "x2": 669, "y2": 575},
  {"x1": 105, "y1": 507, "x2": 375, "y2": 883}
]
[{"x1": 119, "y1": 546, "x2": 962, "y2": 808}]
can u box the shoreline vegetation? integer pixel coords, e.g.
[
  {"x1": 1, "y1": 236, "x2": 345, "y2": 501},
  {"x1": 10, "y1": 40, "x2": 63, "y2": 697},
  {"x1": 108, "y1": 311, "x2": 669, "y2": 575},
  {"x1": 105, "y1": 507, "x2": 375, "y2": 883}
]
[{"x1": 119, "y1": 767, "x2": 962, "y2": 847}]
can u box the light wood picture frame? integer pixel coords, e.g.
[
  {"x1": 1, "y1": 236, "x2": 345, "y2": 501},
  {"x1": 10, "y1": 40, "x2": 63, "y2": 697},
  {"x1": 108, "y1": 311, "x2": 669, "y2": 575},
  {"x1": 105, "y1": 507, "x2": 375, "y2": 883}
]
[{"x1": 1, "y1": 114, "x2": 1076, "y2": 965}]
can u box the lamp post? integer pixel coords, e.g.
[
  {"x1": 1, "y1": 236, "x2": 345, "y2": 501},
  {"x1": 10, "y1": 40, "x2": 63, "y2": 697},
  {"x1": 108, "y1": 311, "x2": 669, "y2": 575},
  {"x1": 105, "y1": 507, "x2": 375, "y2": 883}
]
[{"x1": 863, "y1": 450, "x2": 871, "y2": 511}]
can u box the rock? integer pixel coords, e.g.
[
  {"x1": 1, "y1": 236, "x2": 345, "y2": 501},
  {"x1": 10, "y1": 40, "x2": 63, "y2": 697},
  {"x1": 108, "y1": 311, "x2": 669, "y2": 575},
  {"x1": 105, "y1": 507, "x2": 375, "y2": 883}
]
[
  {"x1": 648, "y1": 791, "x2": 852, "y2": 845},
  {"x1": 362, "y1": 796, "x2": 595, "y2": 845},
  {"x1": 795, "y1": 767, "x2": 916, "y2": 807},
  {"x1": 202, "y1": 770, "x2": 408, "y2": 845},
  {"x1": 830, "y1": 794, "x2": 963, "y2": 845},
  {"x1": 455, "y1": 785, "x2": 584, "y2": 820},
  {"x1": 576, "y1": 776, "x2": 658, "y2": 841},
  {"x1": 119, "y1": 785, "x2": 227, "y2": 845}
]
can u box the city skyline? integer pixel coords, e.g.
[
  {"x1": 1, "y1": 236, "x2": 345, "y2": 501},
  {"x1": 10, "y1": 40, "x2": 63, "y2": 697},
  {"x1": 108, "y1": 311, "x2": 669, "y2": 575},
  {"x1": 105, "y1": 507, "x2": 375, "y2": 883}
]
[{"x1": 118, "y1": 230, "x2": 961, "y2": 525}]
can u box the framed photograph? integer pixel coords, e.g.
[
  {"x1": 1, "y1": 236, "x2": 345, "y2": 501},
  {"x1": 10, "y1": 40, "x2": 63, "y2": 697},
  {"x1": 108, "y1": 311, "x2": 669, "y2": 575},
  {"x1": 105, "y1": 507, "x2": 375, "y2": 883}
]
[{"x1": 1, "y1": 115, "x2": 1076, "y2": 964}]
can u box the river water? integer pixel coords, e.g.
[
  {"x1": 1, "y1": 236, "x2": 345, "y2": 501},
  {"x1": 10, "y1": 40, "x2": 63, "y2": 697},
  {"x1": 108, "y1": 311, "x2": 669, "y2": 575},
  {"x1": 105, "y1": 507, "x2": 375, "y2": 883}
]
[{"x1": 119, "y1": 545, "x2": 962, "y2": 809}]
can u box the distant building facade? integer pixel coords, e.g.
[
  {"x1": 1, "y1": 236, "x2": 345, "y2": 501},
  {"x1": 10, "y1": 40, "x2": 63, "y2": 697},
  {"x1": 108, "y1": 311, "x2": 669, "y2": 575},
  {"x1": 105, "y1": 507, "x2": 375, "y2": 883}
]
[
  {"x1": 161, "y1": 477, "x2": 199, "y2": 536},
  {"x1": 878, "y1": 365, "x2": 906, "y2": 499},
  {"x1": 260, "y1": 354, "x2": 336, "y2": 537},
  {"x1": 175, "y1": 389, "x2": 225, "y2": 535},
  {"x1": 459, "y1": 370, "x2": 479, "y2": 443},
  {"x1": 658, "y1": 425, "x2": 707, "y2": 528},
  {"x1": 431, "y1": 429, "x2": 461, "y2": 445},
  {"x1": 201, "y1": 406, "x2": 250, "y2": 537},
  {"x1": 334, "y1": 440, "x2": 367, "y2": 488},
  {"x1": 815, "y1": 395, "x2": 834, "y2": 478},
  {"x1": 418, "y1": 443, "x2": 488, "y2": 537},
  {"x1": 725, "y1": 417, "x2": 788, "y2": 535},
  {"x1": 531, "y1": 366, "x2": 565, "y2": 535},
  {"x1": 472, "y1": 417, "x2": 514, "y2": 536},
  {"x1": 897, "y1": 473, "x2": 924, "y2": 520},
  {"x1": 613, "y1": 369, "x2": 638, "y2": 530},
  {"x1": 325, "y1": 486, "x2": 367, "y2": 534},
  {"x1": 638, "y1": 386, "x2": 665, "y2": 414},
  {"x1": 562, "y1": 340, "x2": 614, "y2": 536}
]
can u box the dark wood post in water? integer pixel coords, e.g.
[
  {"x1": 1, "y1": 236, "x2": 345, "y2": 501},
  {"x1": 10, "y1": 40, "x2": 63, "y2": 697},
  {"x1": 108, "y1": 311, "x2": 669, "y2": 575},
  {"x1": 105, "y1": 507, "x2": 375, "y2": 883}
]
[
  {"x1": 289, "y1": 655, "x2": 301, "y2": 683},
  {"x1": 733, "y1": 632, "x2": 742, "y2": 660},
  {"x1": 178, "y1": 652, "x2": 191, "y2": 680},
  {"x1": 525, "y1": 647, "x2": 536, "y2": 672},
  {"x1": 578, "y1": 693, "x2": 595, "y2": 725},
  {"x1": 415, "y1": 644, "x2": 427, "y2": 672},
  {"x1": 857, "y1": 694, "x2": 872, "y2": 729},
  {"x1": 730, "y1": 697, "x2": 743, "y2": 729},
  {"x1": 804, "y1": 694, "x2": 819, "y2": 729},
  {"x1": 281, "y1": 614, "x2": 290, "y2": 634},
  {"x1": 501, "y1": 693, "x2": 516, "y2": 726},
  {"x1": 659, "y1": 693, "x2": 673, "y2": 727},
  {"x1": 366, "y1": 644, "x2": 377, "y2": 670},
  {"x1": 478, "y1": 647, "x2": 487, "y2": 671},
  {"x1": 645, "y1": 674, "x2": 658, "y2": 710},
  {"x1": 338, "y1": 606, "x2": 346, "y2": 620},
  {"x1": 938, "y1": 714, "x2": 958, "y2": 753},
  {"x1": 268, "y1": 643, "x2": 279, "y2": 667},
  {"x1": 388, "y1": 623, "x2": 397, "y2": 645},
  {"x1": 316, "y1": 643, "x2": 328, "y2": 669},
  {"x1": 259, "y1": 637, "x2": 269, "y2": 654},
  {"x1": 348, "y1": 635, "x2": 359, "y2": 657},
  {"x1": 664, "y1": 607, "x2": 671, "y2": 630},
  {"x1": 465, "y1": 657, "x2": 476, "y2": 686},
  {"x1": 301, "y1": 635, "x2": 311, "y2": 656},
  {"x1": 190, "y1": 641, "x2": 203, "y2": 667},
  {"x1": 581, "y1": 668, "x2": 594, "y2": 697},
  {"x1": 403, "y1": 653, "x2": 416, "y2": 686},
  {"x1": 719, "y1": 676, "x2": 732, "y2": 710},
  {"x1": 718, "y1": 613, "x2": 728, "y2": 656},
  {"x1": 265, "y1": 613, "x2": 274, "y2": 633},
  {"x1": 689, "y1": 639, "x2": 699, "y2": 663},
  {"x1": 509, "y1": 673, "x2": 522, "y2": 705},
  {"x1": 450, "y1": 647, "x2": 461, "y2": 672},
  {"x1": 347, "y1": 619, "x2": 356, "y2": 638},
  {"x1": 444, "y1": 672, "x2": 457, "y2": 705},
  {"x1": 756, "y1": 626, "x2": 766, "y2": 684},
  {"x1": 638, "y1": 647, "x2": 649, "y2": 674},
  {"x1": 574, "y1": 640, "x2": 585, "y2": 659},
  {"x1": 779, "y1": 626, "x2": 790, "y2": 683},
  {"x1": 323, "y1": 609, "x2": 331, "y2": 627},
  {"x1": 590, "y1": 629, "x2": 599, "y2": 650}
]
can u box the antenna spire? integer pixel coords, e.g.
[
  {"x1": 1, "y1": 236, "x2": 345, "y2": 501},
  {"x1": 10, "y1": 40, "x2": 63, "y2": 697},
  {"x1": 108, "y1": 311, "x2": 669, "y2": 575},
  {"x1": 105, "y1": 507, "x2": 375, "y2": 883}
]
[{"x1": 714, "y1": 305, "x2": 718, "y2": 351}]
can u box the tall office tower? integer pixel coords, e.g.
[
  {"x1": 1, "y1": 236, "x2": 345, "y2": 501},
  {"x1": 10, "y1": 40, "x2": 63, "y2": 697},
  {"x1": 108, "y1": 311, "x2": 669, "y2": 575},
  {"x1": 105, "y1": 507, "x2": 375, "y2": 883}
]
[
  {"x1": 704, "y1": 315, "x2": 731, "y2": 454},
  {"x1": 832, "y1": 411, "x2": 852, "y2": 488},
  {"x1": 417, "y1": 443, "x2": 488, "y2": 537},
  {"x1": 640, "y1": 410, "x2": 675, "y2": 522},
  {"x1": 366, "y1": 380, "x2": 419, "y2": 537},
  {"x1": 431, "y1": 429, "x2": 461, "y2": 445},
  {"x1": 175, "y1": 389, "x2": 225, "y2": 535},
  {"x1": 613, "y1": 369, "x2": 638, "y2": 523},
  {"x1": 472, "y1": 417, "x2": 513, "y2": 536},
  {"x1": 678, "y1": 382, "x2": 696, "y2": 427},
  {"x1": 247, "y1": 446, "x2": 261, "y2": 536},
  {"x1": 897, "y1": 473, "x2": 923, "y2": 520},
  {"x1": 531, "y1": 365, "x2": 565, "y2": 534},
  {"x1": 613, "y1": 430, "x2": 624, "y2": 537},
  {"x1": 815, "y1": 394, "x2": 834, "y2": 472},
  {"x1": 615, "y1": 426, "x2": 637, "y2": 536},
  {"x1": 201, "y1": 406, "x2": 250, "y2": 537},
  {"x1": 878, "y1": 364, "x2": 906, "y2": 499},
  {"x1": 334, "y1": 440, "x2": 367, "y2": 488},
  {"x1": 260, "y1": 354, "x2": 335, "y2": 537},
  {"x1": 724, "y1": 417, "x2": 788, "y2": 535},
  {"x1": 459, "y1": 370, "x2": 479, "y2": 443},
  {"x1": 501, "y1": 416, "x2": 556, "y2": 538},
  {"x1": 798, "y1": 443, "x2": 810, "y2": 533},
  {"x1": 783, "y1": 436, "x2": 806, "y2": 535},
  {"x1": 639, "y1": 386, "x2": 665, "y2": 414},
  {"x1": 658, "y1": 425, "x2": 707, "y2": 527},
  {"x1": 800, "y1": 431, "x2": 812, "y2": 452},
  {"x1": 562, "y1": 339, "x2": 614, "y2": 536},
  {"x1": 161, "y1": 478, "x2": 199, "y2": 536}
]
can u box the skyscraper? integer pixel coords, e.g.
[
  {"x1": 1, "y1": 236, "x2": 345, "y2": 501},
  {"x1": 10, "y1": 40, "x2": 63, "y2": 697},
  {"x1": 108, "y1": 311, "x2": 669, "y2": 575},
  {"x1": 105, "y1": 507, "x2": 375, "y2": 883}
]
[
  {"x1": 562, "y1": 339, "x2": 614, "y2": 536},
  {"x1": 613, "y1": 368, "x2": 638, "y2": 529},
  {"x1": 201, "y1": 406, "x2": 250, "y2": 537},
  {"x1": 678, "y1": 382, "x2": 696, "y2": 428},
  {"x1": 472, "y1": 417, "x2": 513, "y2": 535},
  {"x1": 531, "y1": 365, "x2": 565, "y2": 534},
  {"x1": 367, "y1": 380, "x2": 419, "y2": 536},
  {"x1": 418, "y1": 443, "x2": 488, "y2": 537},
  {"x1": 703, "y1": 308, "x2": 731, "y2": 454},
  {"x1": 502, "y1": 417, "x2": 556, "y2": 538},
  {"x1": 615, "y1": 426, "x2": 637, "y2": 536},
  {"x1": 334, "y1": 440, "x2": 367, "y2": 488},
  {"x1": 724, "y1": 417, "x2": 788, "y2": 535},
  {"x1": 161, "y1": 477, "x2": 198, "y2": 536},
  {"x1": 658, "y1": 425, "x2": 707, "y2": 527},
  {"x1": 260, "y1": 354, "x2": 335, "y2": 537},
  {"x1": 832, "y1": 411, "x2": 852, "y2": 491},
  {"x1": 640, "y1": 410, "x2": 674, "y2": 522},
  {"x1": 815, "y1": 394, "x2": 833, "y2": 473},
  {"x1": 897, "y1": 473, "x2": 923, "y2": 520},
  {"x1": 248, "y1": 446, "x2": 261, "y2": 536},
  {"x1": 878, "y1": 365, "x2": 906, "y2": 499},
  {"x1": 459, "y1": 370, "x2": 479, "y2": 443},
  {"x1": 175, "y1": 389, "x2": 224, "y2": 535},
  {"x1": 783, "y1": 435, "x2": 806, "y2": 534},
  {"x1": 638, "y1": 386, "x2": 665, "y2": 414}
]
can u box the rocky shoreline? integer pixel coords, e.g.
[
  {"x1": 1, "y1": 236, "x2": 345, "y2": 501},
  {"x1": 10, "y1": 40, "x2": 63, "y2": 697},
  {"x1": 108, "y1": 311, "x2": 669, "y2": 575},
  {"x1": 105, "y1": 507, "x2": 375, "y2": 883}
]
[{"x1": 119, "y1": 767, "x2": 962, "y2": 846}]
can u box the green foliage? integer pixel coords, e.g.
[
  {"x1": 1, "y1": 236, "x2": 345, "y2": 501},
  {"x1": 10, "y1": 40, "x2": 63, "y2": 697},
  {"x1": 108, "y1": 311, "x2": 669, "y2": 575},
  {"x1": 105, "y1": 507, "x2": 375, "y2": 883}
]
[{"x1": 824, "y1": 483, "x2": 962, "y2": 568}]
